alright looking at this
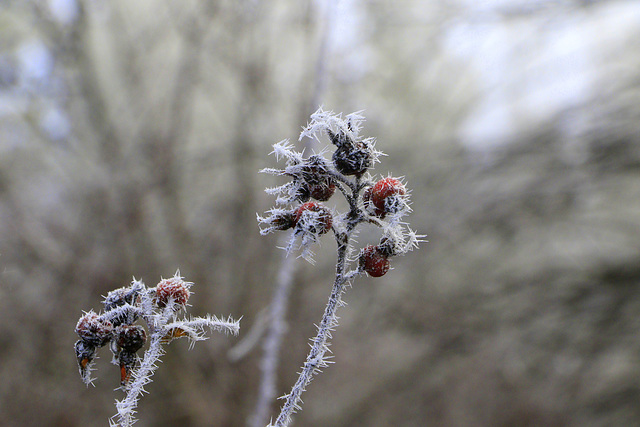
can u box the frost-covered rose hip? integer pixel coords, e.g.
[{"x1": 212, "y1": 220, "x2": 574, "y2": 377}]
[
  {"x1": 309, "y1": 181, "x2": 336, "y2": 201},
  {"x1": 326, "y1": 128, "x2": 374, "y2": 176},
  {"x1": 371, "y1": 177, "x2": 406, "y2": 214},
  {"x1": 115, "y1": 325, "x2": 147, "y2": 386},
  {"x1": 359, "y1": 245, "x2": 390, "y2": 277},
  {"x1": 303, "y1": 155, "x2": 336, "y2": 201},
  {"x1": 332, "y1": 141, "x2": 372, "y2": 176},
  {"x1": 156, "y1": 276, "x2": 191, "y2": 308},
  {"x1": 117, "y1": 325, "x2": 147, "y2": 353},
  {"x1": 76, "y1": 311, "x2": 114, "y2": 347},
  {"x1": 294, "y1": 202, "x2": 332, "y2": 234}
]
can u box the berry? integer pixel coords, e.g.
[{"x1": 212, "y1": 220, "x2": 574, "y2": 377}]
[
  {"x1": 332, "y1": 142, "x2": 372, "y2": 176},
  {"x1": 156, "y1": 276, "x2": 191, "y2": 308},
  {"x1": 363, "y1": 186, "x2": 385, "y2": 217},
  {"x1": 302, "y1": 155, "x2": 336, "y2": 201},
  {"x1": 359, "y1": 245, "x2": 390, "y2": 277},
  {"x1": 294, "y1": 202, "x2": 332, "y2": 234},
  {"x1": 370, "y1": 178, "x2": 406, "y2": 214},
  {"x1": 117, "y1": 325, "x2": 147, "y2": 353},
  {"x1": 113, "y1": 325, "x2": 146, "y2": 386},
  {"x1": 103, "y1": 285, "x2": 141, "y2": 326},
  {"x1": 76, "y1": 311, "x2": 114, "y2": 347},
  {"x1": 309, "y1": 181, "x2": 336, "y2": 201}
]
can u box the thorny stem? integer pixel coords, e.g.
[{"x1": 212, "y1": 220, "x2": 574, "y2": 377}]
[
  {"x1": 114, "y1": 329, "x2": 166, "y2": 426},
  {"x1": 328, "y1": 169, "x2": 358, "y2": 194},
  {"x1": 114, "y1": 301, "x2": 178, "y2": 426},
  {"x1": 273, "y1": 234, "x2": 351, "y2": 427},
  {"x1": 272, "y1": 185, "x2": 359, "y2": 427},
  {"x1": 329, "y1": 177, "x2": 351, "y2": 202}
]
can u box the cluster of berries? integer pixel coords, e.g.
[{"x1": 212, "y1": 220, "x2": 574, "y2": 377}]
[
  {"x1": 74, "y1": 275, "x2": 192, "y2": 386},
  {"x1": 260, "y1": 109, "x2": 422, "y2": 427},
  {"x1": 75, "y1": 274, "x2": 239, "y2": 426},
  {"x1": 258, "y1": 108, "x2": 419, "y2": 275}
]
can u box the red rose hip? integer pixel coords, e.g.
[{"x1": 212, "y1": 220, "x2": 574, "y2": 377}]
[
  {"x1": 156, "y1": 276, "x2": 191, "y2": 308},
  {"x1": 309, "y1": 181, "x2": 336, "y2": 202},
  {"x1": 294, "y1": 202, "x2": 333, "y2": 234},
  {"x1": 359, "y1": 245, "x2": 390, "y2": 277},
  {"x1": 371, "y1": 178, "x2": 406, "y2": 212}
]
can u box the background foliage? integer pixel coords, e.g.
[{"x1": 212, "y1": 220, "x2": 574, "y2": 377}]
[{"x1": 1, "y1": 1, "x2": 640, "y2": 426}]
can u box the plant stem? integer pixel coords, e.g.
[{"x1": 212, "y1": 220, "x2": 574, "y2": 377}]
[{"x1": 272, "y1": 228, "x2": 351, "y2": 426}]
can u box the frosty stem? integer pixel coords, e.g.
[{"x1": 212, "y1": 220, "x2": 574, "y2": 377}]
[
  {"x1": 273, "y1": 230, "x2": 351, "y2": 427},
  {"x1": 114, "y1": 328, "x2": 167, "y2": 426},
  {"x1": 272, "y1": 180, "x2": 360, "y2": 427}
]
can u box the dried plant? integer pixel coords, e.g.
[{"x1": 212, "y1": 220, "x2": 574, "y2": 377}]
[
  {"x1": 258, "y1": 108, "x2": 423, "y2": 426},
  {"x1": 73, "y1": 109, "x2": 421, "y2": 427},
  {"x1": 74, "y1": 272, "x2": 240, "y2": 426}
]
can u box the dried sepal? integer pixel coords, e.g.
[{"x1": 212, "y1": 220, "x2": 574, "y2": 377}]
[
  {"x1": 379, "y1": 223, "x2": 425, "y2": 258},
  {"x1": 270, "y1": 139, "x2": 304, "y2": 164},
  {"x1": 75, "y1": 339, "x2": 97, "y2": 386},
  {"x1": 257, "y1": 208, "x2": 297, "y2": 235},
  {"x1": 299, "y1": 108, "x2": 364, "y2": 144},
  {"x1": 161, "y1": 326, "x2": 191, "y2": 343},
  {"x1": 118, "y1": 350, "x2": 137, "y2": 387}
]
